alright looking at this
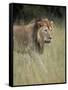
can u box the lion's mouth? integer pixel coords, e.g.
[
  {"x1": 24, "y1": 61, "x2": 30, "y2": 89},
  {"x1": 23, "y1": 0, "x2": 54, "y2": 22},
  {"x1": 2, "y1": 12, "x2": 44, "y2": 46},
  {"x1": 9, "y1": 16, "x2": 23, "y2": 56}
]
[
  {"x1": 44, "y1": 37, "x2": 52, "y2": 43},
  {"x1": 45, "y1": 40, "x2": 51, "y2": 43}
]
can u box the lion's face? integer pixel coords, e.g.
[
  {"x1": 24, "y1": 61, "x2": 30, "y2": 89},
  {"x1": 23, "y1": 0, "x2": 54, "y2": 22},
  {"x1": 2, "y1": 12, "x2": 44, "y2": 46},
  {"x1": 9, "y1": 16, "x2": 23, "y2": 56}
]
[{"x1": 36, "y1": 18, "x2": 54, "y2": 48}]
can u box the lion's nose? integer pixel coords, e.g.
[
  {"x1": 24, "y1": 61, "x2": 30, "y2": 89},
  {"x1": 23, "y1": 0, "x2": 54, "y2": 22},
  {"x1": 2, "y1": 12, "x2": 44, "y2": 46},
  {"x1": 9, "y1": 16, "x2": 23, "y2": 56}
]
[{"x1": 49, "y1": 36, "x2": 52, "y2": 39}]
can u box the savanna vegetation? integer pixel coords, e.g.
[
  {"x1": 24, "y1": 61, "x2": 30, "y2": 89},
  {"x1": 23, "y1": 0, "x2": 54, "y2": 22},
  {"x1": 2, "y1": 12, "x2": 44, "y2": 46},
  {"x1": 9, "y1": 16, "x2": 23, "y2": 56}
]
[{"x1": 13, "y1": 4, "x2": 66, "y2": 85}]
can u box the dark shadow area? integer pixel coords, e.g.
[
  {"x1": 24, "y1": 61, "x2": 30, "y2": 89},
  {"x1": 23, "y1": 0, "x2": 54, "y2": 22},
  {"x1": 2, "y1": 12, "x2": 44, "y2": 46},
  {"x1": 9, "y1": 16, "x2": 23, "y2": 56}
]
[{"x1": 13, "y1": 3, "x2": 66, "y2": 24}]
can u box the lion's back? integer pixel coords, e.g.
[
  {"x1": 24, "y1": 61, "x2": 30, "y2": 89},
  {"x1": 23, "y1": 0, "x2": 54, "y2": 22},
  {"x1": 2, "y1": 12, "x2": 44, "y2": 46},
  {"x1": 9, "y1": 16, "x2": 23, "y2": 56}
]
[{"x1": 13, "y1": 24, "x2": 34, "y2": 47}]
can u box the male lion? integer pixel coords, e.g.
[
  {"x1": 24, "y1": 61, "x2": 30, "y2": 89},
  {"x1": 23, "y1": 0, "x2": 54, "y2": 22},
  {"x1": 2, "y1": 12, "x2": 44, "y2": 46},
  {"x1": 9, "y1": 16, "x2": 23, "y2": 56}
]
[{"x1": 13, "y1": 18, "x2": 54, "y2": 53}]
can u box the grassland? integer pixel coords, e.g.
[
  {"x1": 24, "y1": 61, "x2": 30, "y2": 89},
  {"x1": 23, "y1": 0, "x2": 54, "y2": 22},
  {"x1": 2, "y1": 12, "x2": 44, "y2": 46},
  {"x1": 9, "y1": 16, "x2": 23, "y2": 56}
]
[{"x1": 13, "y1": 21, "x2": 65, "y2": 86}]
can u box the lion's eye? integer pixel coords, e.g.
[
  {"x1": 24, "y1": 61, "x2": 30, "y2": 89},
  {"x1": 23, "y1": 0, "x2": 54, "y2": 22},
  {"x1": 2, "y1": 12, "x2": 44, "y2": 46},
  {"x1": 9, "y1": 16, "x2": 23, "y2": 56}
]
[{"x1": 44, "y1": 29, "x2": 47, "y2": 32}]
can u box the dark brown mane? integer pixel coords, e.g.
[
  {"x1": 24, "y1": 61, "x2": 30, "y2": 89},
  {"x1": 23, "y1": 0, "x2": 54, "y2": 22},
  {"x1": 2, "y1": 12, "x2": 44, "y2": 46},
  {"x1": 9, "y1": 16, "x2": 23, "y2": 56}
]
[{"x1": 32, "y1": 18, "x2": 44, "y2": 53}]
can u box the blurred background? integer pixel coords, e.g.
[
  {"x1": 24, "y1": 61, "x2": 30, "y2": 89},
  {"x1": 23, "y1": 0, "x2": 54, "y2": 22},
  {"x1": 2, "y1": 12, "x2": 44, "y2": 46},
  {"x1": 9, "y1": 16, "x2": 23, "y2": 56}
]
[{"x1": 13, "y1": 4, "x2": 66, "y2": 24}]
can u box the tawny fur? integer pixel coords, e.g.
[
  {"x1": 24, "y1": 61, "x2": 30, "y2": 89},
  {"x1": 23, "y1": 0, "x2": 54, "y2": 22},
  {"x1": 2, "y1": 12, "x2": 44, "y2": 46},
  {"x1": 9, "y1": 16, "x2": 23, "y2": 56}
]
[{"x1": 13, "y1": 18, "x2": 54, "y2": 52}]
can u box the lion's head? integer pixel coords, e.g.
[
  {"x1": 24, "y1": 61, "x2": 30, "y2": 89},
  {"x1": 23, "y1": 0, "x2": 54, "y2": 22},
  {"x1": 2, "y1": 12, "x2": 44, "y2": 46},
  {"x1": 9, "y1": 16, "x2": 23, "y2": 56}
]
[{"x1": 34, "y1": 18, "x2": 54, "y2": 51}]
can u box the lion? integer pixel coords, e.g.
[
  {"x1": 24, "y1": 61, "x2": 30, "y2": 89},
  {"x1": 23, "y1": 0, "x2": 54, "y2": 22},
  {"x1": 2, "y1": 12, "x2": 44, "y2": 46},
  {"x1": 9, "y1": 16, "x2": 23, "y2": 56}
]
[{"x1": 13, "y1": 18, "x2": 54, "y2": 53}]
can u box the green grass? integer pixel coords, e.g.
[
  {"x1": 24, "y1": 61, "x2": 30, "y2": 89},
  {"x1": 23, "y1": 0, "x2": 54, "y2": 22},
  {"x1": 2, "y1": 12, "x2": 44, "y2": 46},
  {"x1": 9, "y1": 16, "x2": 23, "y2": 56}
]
[{"x1": 13, "y1": 22, "x2": 65, "y2": 86}]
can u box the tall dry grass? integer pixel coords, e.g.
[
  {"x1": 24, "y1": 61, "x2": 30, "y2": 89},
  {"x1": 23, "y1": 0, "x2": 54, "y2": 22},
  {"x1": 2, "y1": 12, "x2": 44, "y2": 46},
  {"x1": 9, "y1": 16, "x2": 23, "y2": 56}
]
[{"x1": 13, "y1": 21, "x2": 65, "y2": 85}]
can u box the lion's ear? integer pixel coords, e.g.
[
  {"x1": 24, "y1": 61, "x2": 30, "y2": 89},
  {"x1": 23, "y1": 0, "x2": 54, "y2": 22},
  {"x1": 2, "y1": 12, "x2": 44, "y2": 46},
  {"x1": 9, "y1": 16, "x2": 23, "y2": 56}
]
[
  {"x1": 50, "y1": 21, "x2": 55, "y2": 30},
  {"x1": 37, "y1": 21, "x2": 43, "y2": 28},
  {"x1": 51, "y1": 21, "x2": 54, "y2": 26}
]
